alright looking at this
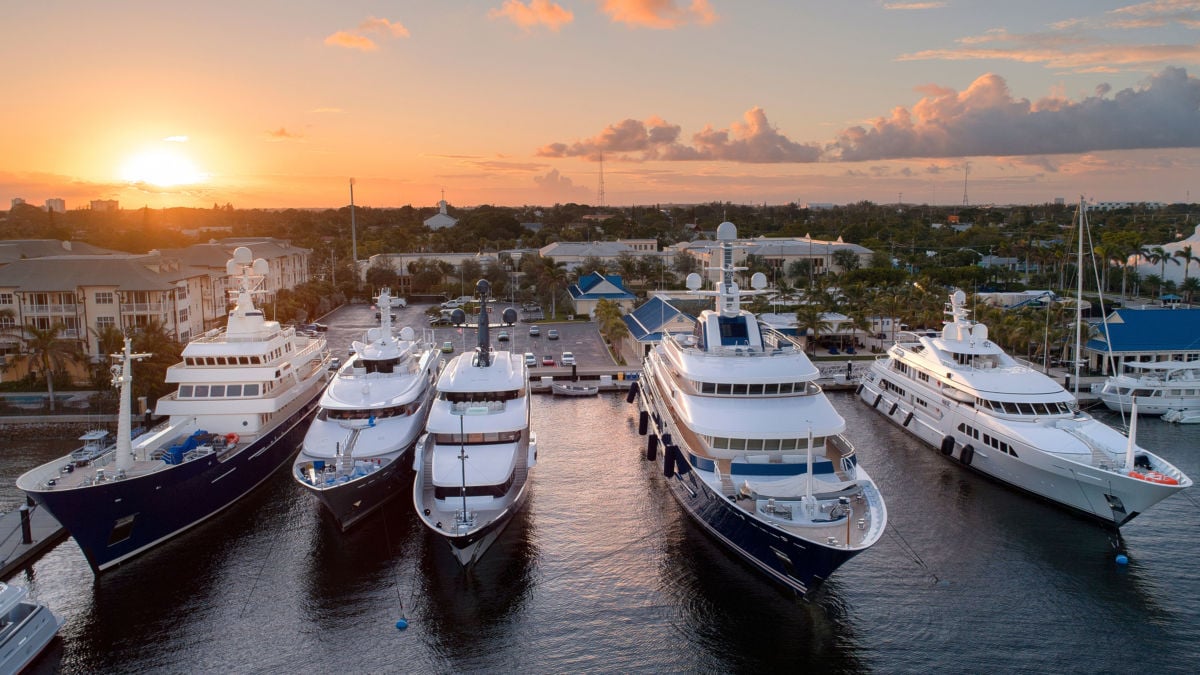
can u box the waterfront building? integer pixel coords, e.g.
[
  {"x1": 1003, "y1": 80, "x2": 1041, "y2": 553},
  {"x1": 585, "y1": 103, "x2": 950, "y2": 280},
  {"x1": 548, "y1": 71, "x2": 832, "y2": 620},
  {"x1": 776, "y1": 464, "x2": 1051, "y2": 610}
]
[{"x1": 1083, "y1": 307, "x2": 1200, "y2": 375}]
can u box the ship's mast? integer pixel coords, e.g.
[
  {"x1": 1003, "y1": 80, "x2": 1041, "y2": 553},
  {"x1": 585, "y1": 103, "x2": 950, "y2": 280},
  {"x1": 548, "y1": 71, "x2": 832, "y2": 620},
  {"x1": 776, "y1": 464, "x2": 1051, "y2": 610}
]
[{"x1": 113, "y1": 337, "x2": 151, "y2": 472}]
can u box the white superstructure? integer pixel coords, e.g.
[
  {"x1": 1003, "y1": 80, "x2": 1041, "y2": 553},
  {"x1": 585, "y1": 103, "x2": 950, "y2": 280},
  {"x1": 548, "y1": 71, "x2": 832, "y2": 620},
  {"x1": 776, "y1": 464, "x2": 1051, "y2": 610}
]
[
  {"x1": 294, "y1": 288, "x2": 440, "y2": 530},
  {"x1": 1093, "y1": 361, "x2": 1200, "y2": 418},
  {"x1": 858, "y1": 289, "x2": 1191, "y2": 526},
  {"x1": 414, "y1": 280, "x2": 536, "y2": 566}
]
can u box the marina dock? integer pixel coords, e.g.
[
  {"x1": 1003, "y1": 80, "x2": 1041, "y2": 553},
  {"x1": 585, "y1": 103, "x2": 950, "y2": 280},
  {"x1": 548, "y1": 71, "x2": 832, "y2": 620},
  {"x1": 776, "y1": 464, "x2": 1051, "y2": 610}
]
[{"x1": 0, "y1": 502, "x2": 65, "y2": 580}]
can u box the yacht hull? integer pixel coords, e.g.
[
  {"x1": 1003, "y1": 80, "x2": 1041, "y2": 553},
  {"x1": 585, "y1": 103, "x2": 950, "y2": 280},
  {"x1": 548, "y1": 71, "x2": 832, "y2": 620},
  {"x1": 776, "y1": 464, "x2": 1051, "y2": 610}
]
[
  {"x1": 857, "y1": 376, "x2": 1180, "y2": 527},
  {"x1": 639, "y1": 389, "x2": 860, "y2": 596},
  {"x1": 295, "y1": 455, "x2": 412, "y2": 531},
  {"x1": 21, "y1": 395, "x2": 319, "y2": 572}
]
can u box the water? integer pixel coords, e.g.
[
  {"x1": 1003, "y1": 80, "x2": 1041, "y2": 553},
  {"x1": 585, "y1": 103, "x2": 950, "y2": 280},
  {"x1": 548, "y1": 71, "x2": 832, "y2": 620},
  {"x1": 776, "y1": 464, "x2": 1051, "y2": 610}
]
[{"x1": 6, "y1": 393, "x2": 1199, "y2": 673}]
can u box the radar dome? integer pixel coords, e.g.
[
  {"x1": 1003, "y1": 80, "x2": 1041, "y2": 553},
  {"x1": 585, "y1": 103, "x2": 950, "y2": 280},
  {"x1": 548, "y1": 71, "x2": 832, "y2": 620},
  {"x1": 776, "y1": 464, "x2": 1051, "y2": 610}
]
[
  {"x1": 750, "y1": 272, "x2": 767, "y2": 290},
  {"x1": 953, "y1": 289, "x2": 967, "y2": 305},
  {"x1": 686, "y1": 273, "x2": 702, "y2": 290},
  {"x1": 399, "y1": 327, "x2": 415, "y2": 341},
  {"x1": 450, "y1": 308, "x2": 466, "y2": 324},
  {"x1": 716, "y1": 221, "x2": 737, "y2": 241},
  {"x1": 502, "y1": 308, "x2": 517, "y2": 325},
  {"x1": 475, "y1": 279, "x2": 491, "y2": 297}
]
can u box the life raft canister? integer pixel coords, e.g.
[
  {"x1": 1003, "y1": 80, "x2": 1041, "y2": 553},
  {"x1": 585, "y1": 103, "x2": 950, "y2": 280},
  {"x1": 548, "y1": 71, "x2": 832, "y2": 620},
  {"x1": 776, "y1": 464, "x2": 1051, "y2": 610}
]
[{"x1": 1128, "y1": 470, "x2": 1179, "y2": 486}]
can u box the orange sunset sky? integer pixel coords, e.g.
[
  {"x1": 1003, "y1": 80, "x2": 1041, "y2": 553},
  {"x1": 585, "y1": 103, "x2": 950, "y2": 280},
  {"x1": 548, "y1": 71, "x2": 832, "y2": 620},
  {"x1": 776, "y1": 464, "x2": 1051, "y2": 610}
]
[{"x1": 2, "y1": 1, "x2": 1198, "y2": 210}]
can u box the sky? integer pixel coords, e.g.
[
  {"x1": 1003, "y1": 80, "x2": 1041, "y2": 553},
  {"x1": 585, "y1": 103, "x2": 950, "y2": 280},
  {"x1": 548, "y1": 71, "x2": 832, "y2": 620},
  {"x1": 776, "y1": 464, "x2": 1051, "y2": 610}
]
[{"x1": 2, "y1": 1, "x2": 1199, "y2": 211}]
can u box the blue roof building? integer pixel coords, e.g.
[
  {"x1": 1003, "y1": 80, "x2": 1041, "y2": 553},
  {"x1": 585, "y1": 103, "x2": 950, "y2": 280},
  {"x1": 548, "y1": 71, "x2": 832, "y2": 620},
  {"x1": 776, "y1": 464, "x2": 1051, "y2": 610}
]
[
  {"x1": 567, "y1": 272, "x2": 636, "y2": 317},
  {"x1": 621, "y1": 296, "x2": 696, "y2": 343},
  {"x1": 1083, "y1": 307, "x2": 1200, "y2": 374}
]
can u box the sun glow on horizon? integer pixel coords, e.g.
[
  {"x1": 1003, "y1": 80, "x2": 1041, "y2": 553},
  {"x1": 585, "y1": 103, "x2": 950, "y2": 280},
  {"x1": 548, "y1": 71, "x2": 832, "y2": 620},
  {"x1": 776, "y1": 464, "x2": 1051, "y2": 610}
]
[{"x1": 119, "y1": 147, "x2": 208, "y2": 187}]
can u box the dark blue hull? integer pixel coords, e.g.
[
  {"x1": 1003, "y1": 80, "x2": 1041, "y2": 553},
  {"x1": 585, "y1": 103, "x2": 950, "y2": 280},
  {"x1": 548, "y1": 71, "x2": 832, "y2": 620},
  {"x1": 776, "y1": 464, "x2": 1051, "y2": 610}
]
[
  {"x1": 638, "y1": 392, "x2": 860, "y2": 596},
  {"x1": 307, "y1": 458, "x2": 413, "y2": 531},
  {"x1": 26, "y1": 397, "x2": 320, "y2": 572}
]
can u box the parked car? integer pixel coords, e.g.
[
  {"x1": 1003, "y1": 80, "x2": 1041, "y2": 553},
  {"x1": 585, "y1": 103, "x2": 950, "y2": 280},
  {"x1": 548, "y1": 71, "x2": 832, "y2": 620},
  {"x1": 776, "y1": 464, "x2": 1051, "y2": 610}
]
[
  {"x1": 560, "y1": 351, "x2": 576, "y2": 366},
  {"x1": 299, "y1": 322, "x2": 328, "y2": 332},
  {"x1": 524, "y1": 352, "x2": 536, "y2": 366},
  {"x1": 542, "y1": 354, "x2": 556, "y2": 366},
  {"x1": 528, "y1": 325, "x2": 540, "y2": 337},
  {"x1": 440, "y1": 300, "x2": 463, "y2": 309},
  {"x1": 327, "y1": 357, "x2": 341, "y2": 371},
  {"x1": 497, "y1": 330, "x2": 509, "y2": 342},
  {"x1": 547, "y1": 329, "x2": 559, "y2": 340},
  {"x1": 441, "y1": 341, "x2": 455, "y2": 353}
]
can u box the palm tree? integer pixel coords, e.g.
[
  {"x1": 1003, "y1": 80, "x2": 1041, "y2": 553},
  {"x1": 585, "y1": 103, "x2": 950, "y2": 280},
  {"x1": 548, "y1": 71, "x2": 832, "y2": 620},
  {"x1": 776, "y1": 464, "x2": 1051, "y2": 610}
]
[
  {"x1": 1141, "y1": 246, "x2": 1178, "y2": 299},
  {"x1": 794, "y1": 303, "x2": 831, "y2": 354},
  {"x1": 1174, "y1": 245, "x2": 1200, "y2": 291},
  {"x1": 1180, "y1": 277, "x2": 1200, "y2": 306},
  {"x1": 130, "y1": 319, "x2": 183, "y2": 406},
  {"x1": 17, "y1": 322, "x2": 83, "y2": 412},
  {"x1": 539, "y1": 257, "x2": 569, "y2": 319}
]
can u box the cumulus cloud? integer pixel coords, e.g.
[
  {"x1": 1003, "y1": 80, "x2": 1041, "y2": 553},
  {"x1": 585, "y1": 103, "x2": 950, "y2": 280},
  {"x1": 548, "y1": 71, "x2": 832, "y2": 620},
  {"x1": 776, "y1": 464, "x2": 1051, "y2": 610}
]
[
  {"x1": 489, "y1": 1, "x2": 574, "y2": 31},
  {"x1": 538, "y1": 108, "x2": 821, "y2": 162},
  {"x1": 325, "y1": 17, "x2": 410, "y2": 51},
  {"x1": 539, "y1": 67, "x2": 1200, "y2": 164},
  {"x1": 533, "y1": 168, "x2": 591, "y2": 200},
  {"x1": 600, "y1": 0, "x2": 717, "y2": 29},
  {"x1": 829, "y1": 67, "x2": 1200, "y2": 160}
]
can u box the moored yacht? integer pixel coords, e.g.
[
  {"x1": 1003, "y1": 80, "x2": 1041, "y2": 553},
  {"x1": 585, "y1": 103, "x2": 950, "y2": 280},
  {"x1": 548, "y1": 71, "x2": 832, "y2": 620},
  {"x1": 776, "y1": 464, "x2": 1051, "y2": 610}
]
[
  {"x1": 1093, "y1": 360, "x2": 1200, "y2": 417},
  {"x1": 413, "y1": 280, "x2": 536, "y2": 566},
  {"x1": 632, "y1": 222, "x2": 887, "y2": 596},
  {"x1": 18, "y1": 247, "x2": 332, "y2": 572},
  {"x1": 0, "y1": 582, "x2": 62, "y2": 673},
  {"x1": 293, "y1": 288, "x2": 440, "y2": 530},
  {"x1": 857, "y1": 289, "x2": 1191, "y2": 527}
]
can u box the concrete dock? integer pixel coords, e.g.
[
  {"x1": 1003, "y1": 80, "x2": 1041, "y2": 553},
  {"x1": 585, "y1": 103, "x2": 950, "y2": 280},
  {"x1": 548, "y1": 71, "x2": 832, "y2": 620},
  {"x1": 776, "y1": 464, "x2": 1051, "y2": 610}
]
[{"x1": 0, "y1": 501, "x2": 67, "y2": 580}]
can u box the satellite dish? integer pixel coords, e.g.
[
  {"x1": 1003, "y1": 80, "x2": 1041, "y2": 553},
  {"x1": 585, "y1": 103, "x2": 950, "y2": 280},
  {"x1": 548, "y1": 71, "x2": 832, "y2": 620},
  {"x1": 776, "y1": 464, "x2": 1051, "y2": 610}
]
[
  {"x1": 750, "y1": 272, "x2": 767, "y2": 290},
  {"x1": 716, "y1": 221, "x2": 737, "y2": 241},
  {"x1": 233, "y1": 247, "x2": 253, "y2": 264},
  {"x1": 686, "y1": 273, "x2": 702, "y2": 291},
  {"x1": 399, "y1": 327, "x2": 415, "y2": 341},
  {"x1": 450, "y1": 309, "x2": 466, "y2": 324},
  {"x1": 252, "y1": 258, "x2": 269, "y2": 275},
  {"x1": 475, "y1": 279, "x2": 491, "y2": 298},
  {"x1": 225, "y1": 260, "x2": 239, "y2": 276},
  {"x1": 502, "y1": 308, "x2": 517, "y2": 325}
]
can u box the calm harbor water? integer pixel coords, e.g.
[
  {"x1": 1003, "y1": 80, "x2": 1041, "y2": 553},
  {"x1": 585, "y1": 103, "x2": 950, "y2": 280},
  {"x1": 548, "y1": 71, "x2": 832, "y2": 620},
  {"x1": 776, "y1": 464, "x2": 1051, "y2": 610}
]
[{"x1": 5, "y1": 393, "x2": 1199, "y2": 673}]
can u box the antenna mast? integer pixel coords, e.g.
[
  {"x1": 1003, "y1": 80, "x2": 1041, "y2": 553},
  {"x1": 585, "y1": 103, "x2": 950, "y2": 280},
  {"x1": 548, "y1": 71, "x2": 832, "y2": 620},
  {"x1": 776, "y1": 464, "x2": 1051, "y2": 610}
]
[{"x1": 962, "y1": 162, "x2": 970, "y2": 207}]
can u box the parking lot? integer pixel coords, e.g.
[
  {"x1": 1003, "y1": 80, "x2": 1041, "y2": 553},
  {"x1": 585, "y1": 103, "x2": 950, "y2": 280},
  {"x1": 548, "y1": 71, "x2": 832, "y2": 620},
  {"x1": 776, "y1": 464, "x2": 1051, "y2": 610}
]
[{"x1": 315, "y1": 301, "x2": 616, "y2": 373}]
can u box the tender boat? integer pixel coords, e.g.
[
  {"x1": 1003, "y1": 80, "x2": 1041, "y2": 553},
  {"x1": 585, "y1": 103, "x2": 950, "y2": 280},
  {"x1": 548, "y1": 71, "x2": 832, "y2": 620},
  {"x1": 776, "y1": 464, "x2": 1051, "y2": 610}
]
[
  {"x1": 18, "y1": 247, "x2": 332, "y2": 572},
  {"x1": 1093, "y1": 360, "x2": 1200, "y2": 416},
  {"x1": 0, "y1": 582, "x2": 62, "y2": 673},
  {"x1": 293, "y1": 288, "x2": 440, "y2": 530},
  {"x1": 632, "y1": 222, "x2": 887, "y2": 596},
  {"x1": 1162, "y1": 408, "x2": 1200, "y2": 424},
  {"x1": 857, "y1": 289, "x2": 1191, "y2": 527},
  {"x1": 414, "y1": 280, "x2": 537, "y2": 566},
  {"x1": 551, "y1": 382, "x2": 598, "y2": 396}
]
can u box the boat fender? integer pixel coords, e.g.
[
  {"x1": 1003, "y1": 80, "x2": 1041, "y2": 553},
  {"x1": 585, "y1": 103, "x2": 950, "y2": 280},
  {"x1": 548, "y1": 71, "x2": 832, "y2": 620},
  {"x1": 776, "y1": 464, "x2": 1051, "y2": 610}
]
[
  {"x1": 225, "y1": 432, "x2": 239, "y2": 446},
  {"x1": 673, "y1": 446, "x2": 690, "y2": 475},
  {"x1": 940, "y1": 435, "x2": 955, "y2": 456},
  {"x1": 663, "y1": 444, "x2": 677, "y2": 478},
  {"x1": 873, "y1": 393, "x2": 883, "y2": 408},
  {"x1": 646, "y1": 434, "x2": 658, "y2": 461},
  {"x1": 855, "y1": 383, "x2": 863, "y2": 396},
  {"x1": 960, "y1": 444, "x2": 974, "y2": 466},
  {"x1": 888, "y1": 402, "x2": 898, "y2": 416},
  {"x1": 903, "y1": 411, "x2": 914, "y2": 427},
  {"x1": 625, "y1": 381, "x2": 639, "y2": 404},
  {"x1": 662, "y1": 433, "x2": 672, "y2": 447},
  {"x1": 638, "y1": 410, "x2": 649, "y2": 436}
]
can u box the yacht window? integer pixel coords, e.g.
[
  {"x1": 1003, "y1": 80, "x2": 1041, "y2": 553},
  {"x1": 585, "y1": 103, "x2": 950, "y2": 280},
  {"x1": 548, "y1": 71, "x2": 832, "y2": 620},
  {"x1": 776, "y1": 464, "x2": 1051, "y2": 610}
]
[
  {"x1": 763, "y1": 439, "x2": 781, "y2": 452},
  {"x1": 779, "y1": 383, "x2": 793, "y2": 394},
  {"x1": 716, "y1": 383, "x2": 732, "y2": 395},
  {"x1": 746, "y1": 438, "x2": 763, "y2": 451},
  {"x1": 239, "y1": 356, "x2": 249, "y2": 365},
  {"x1": 244, "y1": 384, "x2": 259, "y2": 396},
  {"x1": 732, "y1": 384, "x2": 748, "y2": 395},
  {"x1": 179, "y1": 385, "x2": 193, "y2": 397},
  {"x1": 205, "y1": 358, "x2": 215, "y2": 366},
  {"x1": 748, "y1": 384, "x2": 763, "y2": 395},
  {"x1": 780, "y1": 438, "x2": 797, "y2": 451},
  {"x1": 209, "y1": 385, "x2": 225, "y2": 397},
  {"x1": 226, "y1": 384, "x2": 242, "y2": 397},
  {"x1": 701, "y1": 382, "x2": 715, "y2": 394},
  {"x1": 763, "y1": 383, "x2": 779, "y2": 395},
  {"x1": 193, "y1": 385, "x2": 209, "y2": 397},
  {"x1": 729, "y1": 438, "x2": 747, "y2": 451}
]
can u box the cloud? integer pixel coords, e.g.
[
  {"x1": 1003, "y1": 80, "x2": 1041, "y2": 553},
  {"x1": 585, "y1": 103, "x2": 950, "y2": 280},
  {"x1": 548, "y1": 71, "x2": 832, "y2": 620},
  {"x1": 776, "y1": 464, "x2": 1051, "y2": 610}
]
[
  {"x1": 537, "y1": 108, "x2": 821, "y2": 162},
  {"x1": 883, "y1": 2, "x2": 947, "y2": 9},
  {"x1": 539, "y1": 67, "x2": 1200, "y2": 165},
  {"x1": 600, "y1": 0, "x2": 717, "y2": 29},
  {"x1": 325, "y1": 16, "x2": 410, "y2": 51},
  {"x1": 533, "y1": 169, "x2": 592, "y2": 201},
  {"x1": 489, "y1": 1, "x2": 574, "y2": 31},
  {"x1": 324, "y1": 31, "x2": 378, "y2": 52},
  {"x1": 828, "y1": 67, "x2": 1200, "y2": 160},
  {"x1": 265, "y1": 127, "x2": 304, "y2": 142},
  {"x1": 898, "y1": 4, "x2": 1200, "y2": 72}
]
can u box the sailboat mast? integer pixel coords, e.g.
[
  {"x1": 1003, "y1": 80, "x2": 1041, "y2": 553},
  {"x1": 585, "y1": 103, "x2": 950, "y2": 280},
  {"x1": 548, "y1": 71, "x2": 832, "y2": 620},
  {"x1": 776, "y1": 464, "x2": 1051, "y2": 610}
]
[{"x1": 1074, "y1": 197, "x2": 1084, "y2": 397}]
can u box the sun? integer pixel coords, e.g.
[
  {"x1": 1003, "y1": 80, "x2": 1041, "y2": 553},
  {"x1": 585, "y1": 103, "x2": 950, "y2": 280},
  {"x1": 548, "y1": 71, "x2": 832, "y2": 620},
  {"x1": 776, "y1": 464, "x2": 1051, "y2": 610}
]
[{"x1": 119, "y1": 148, "x2": 208, "y2": 187}]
